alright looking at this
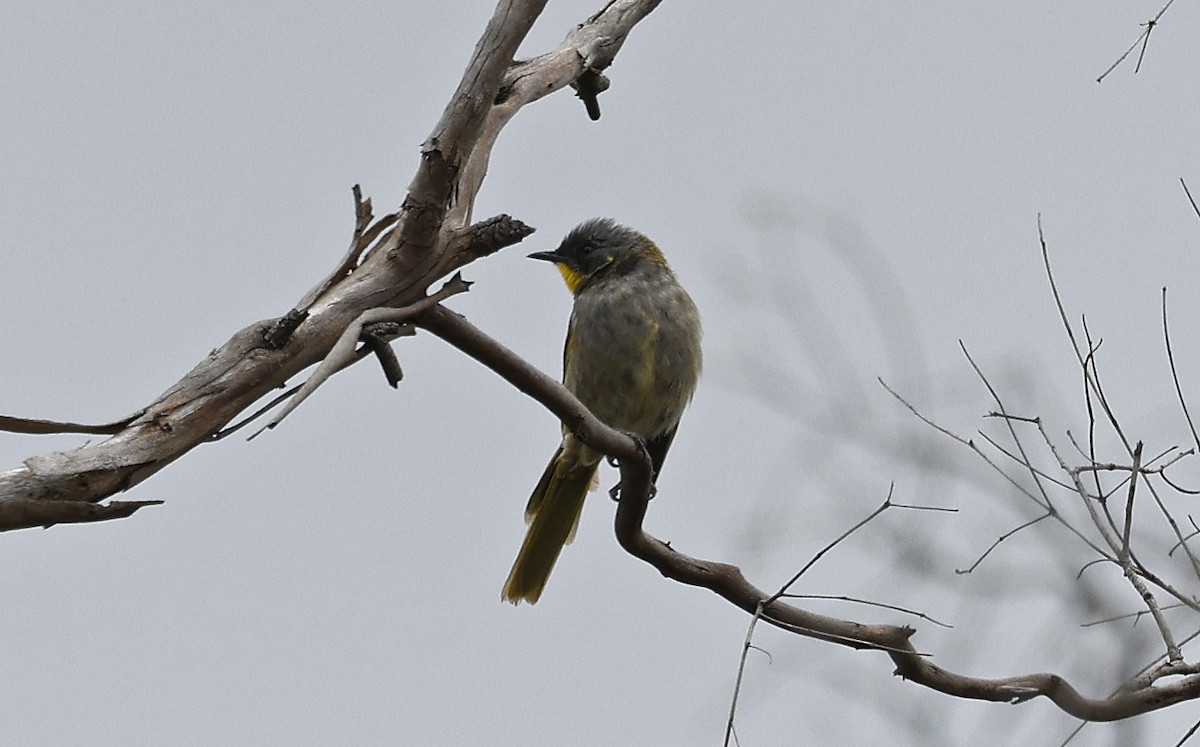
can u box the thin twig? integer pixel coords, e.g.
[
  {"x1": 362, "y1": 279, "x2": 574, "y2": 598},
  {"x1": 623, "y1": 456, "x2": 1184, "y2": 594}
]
[
  {"x1": 1173, "y1": 719, "x2": 1200, "y2": 747},
  {"x1": 889, "y1": 502, "x2": 957, "y2": 512},
  {"x1": 956, "y1": 512, "x2": 1053, "y2": 575},
  {"x1": 1133, "y1": 20, "x2": 1155, "y2": 73},
  {"x1": 1183, "y1": 178, "x2": 1200, "y2": 221},
  {"x1": 724, "y1": 601, "x2": 765, "y2": 747},
  {"x1": 961, "y1": 341, "x2": 1059, "y2": 513},
  {"x1": 976, "y1": 428, "x2": 1074, "y2": 490},
  {"x1": 768, "y1": 485, "x2": 898, "y2": 604},
  {"x1": 1161, "y1": 470, "x2": 1200, "y2": 497},
  {"x1": 783, "y1": 593, "x2": 954, "y2": 628},
  {"x1": 1096, "y1": 0, "x2": 1180, "y2": 82},
  {"x1": 210, "y1": 384, "x2": 304, "y2": 440},
  {"x1": 1120, "y1": 442, "x2": 1143, "y2": 560},
  {"x1": 1080, "y1": 317, "x2": 1130, "y2": 453},
  {"x1": 1169, "y1": 517, "x2": 1200, "y2": 557},
  {"x1": 1081, "y1": 601, "x2": 1186, "y2": 628}
]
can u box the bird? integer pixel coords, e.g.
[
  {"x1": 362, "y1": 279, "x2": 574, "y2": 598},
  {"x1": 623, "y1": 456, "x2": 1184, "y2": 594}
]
[{"x1": 502, "y1": 218, "x2": 703, "y2": 604}]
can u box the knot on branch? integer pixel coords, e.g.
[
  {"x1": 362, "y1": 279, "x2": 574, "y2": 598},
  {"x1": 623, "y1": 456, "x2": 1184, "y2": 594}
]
[{"x1": 261, "y1": 309, "x2": 309, "y2": 350}]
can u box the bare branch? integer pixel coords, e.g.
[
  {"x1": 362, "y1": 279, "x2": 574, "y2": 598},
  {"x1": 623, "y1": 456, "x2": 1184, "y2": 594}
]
[
  {"x1": 422, "y1": 304, "x2": 1200, "y2": 722},
  {"x1": 0, "y1": 2, "x2": 646, "y2": 530},
  {"x1": 1096, "y1": 0, "x2": 1180, "y2": 82}
]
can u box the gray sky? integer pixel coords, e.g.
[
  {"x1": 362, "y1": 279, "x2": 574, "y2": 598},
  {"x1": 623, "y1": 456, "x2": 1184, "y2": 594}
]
[{"x1": 3, "y1": 2, "x2": 1200, "y2": 745}]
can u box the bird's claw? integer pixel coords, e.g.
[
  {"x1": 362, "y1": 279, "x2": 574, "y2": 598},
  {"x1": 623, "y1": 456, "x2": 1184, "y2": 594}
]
[
  {"x1": 607, "y1": 430, "x2": 657, "y2": 502},
  {"x1": 609, "y1": 480, "x2": 657, "y2": 502}
]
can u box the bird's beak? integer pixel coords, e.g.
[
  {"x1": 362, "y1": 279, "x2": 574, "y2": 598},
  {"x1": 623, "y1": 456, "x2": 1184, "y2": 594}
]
[{"x1": 528, "y1": 250, "x2": 565, "y2": 263}]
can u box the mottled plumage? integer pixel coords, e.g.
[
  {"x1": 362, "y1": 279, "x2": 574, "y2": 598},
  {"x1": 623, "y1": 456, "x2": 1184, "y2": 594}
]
[{"x1": 503, "y1": 219, "x2": 702, "y2": 604}]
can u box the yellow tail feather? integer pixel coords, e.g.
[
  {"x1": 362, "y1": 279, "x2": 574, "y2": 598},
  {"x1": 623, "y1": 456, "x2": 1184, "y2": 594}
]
[{"x1": 502, "y1": 453, "x2": 596, "y2": 604}]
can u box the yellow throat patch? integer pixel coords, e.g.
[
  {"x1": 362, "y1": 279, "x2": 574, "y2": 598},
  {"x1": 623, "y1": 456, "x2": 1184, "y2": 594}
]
[
  {"x1": 552, "y1": 239, "x2": 666, "y2": 295},
  {"x1": 555, "y1": 262, "x2": 589, "y2": 295}
]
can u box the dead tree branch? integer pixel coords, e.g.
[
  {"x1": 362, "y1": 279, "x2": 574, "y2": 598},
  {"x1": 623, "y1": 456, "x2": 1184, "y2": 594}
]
[{"x1": 0, "y1": 0, "x2": 663, "y2": 530}]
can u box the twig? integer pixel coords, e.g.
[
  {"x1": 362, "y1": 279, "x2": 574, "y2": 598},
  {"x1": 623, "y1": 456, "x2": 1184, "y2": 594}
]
[
  {"x1": 956, "y1": 512, "x2": 1053, "y2": 574},
  {"x1": 782, "y1": 593, "x2": 954, "y2": 628},
  {"x1": 361, "y1": 321, "x2": 411, "y2": 388},
  {"x1": 976, "y1": 428, "x2": 1074, "y2": 490},
  {"x1": 1120, "y1": 442, "x2": 1143, "y2": 558},
  {"x1": 1096, "y1": 0, "x2": 1180, "y2": 82},
  {"x1": 1081, "y1": 601, "x2": 1186, "y2": 628},
  {"x1": 1183, "y1": 178, "x2": 1200, "y2": 221},
  {"x1": 1173, "y1": 719, "x2": 1200, "y2": 747},
  {"x1": 1161, "y1": 469, "x2": 1200, "y2": 496},
  {"x1": 210, "y1": 384, "x2": 304, "y2": 440},
  {"x1": 724, "y1": 601, "x2": 765, "y2": 747},
  {"x1": 1169, "y1": 517, "x2": 1200, "y2": 557},
  {"x1": 961, "y1": 341, "x2": 1060, "y2": 514},
  {"x1": 1134, "y1": 21, "x2": 1155, "y2": 73},
  {"x1": 768, "y1": 484, "x2": 899, "y2": 604},
  {"x1": 889, "y1": 502, "x2": 957, "y2": 512},
  {"x1": 1079, "y1": 316, "x2": 1130, "y2": 452}
]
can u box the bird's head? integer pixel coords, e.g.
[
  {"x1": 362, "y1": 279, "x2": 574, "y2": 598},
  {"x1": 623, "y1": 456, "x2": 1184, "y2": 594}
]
[{"x1": 529, "y1": 218, "x2": 667, "y2": 295}]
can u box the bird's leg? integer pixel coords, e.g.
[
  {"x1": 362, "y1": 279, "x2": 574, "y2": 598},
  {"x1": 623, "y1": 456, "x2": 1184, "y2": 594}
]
[{"x1": 607, "y1": 430, "x2": 656, "y2": 501}]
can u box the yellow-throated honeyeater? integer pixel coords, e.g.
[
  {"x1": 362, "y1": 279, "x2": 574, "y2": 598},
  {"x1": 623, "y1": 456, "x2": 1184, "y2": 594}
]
[{"x1": 502, "y1": 218, "x2": 702, "y2": 604}]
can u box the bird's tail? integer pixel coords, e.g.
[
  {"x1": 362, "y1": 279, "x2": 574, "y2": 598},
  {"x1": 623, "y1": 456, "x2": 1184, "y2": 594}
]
[{"x1": 502, "y1": 447, "x2": 597, "y2": 604}]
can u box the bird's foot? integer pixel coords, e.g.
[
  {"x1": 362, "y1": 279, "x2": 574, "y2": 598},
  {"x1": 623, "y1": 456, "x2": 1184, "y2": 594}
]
[
  {"x1": 608, "y1": 428, "x2": 656, "y2": 501},
  {"x1": 609, "y1": 481, "x2": 657, "y2": 502}
]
